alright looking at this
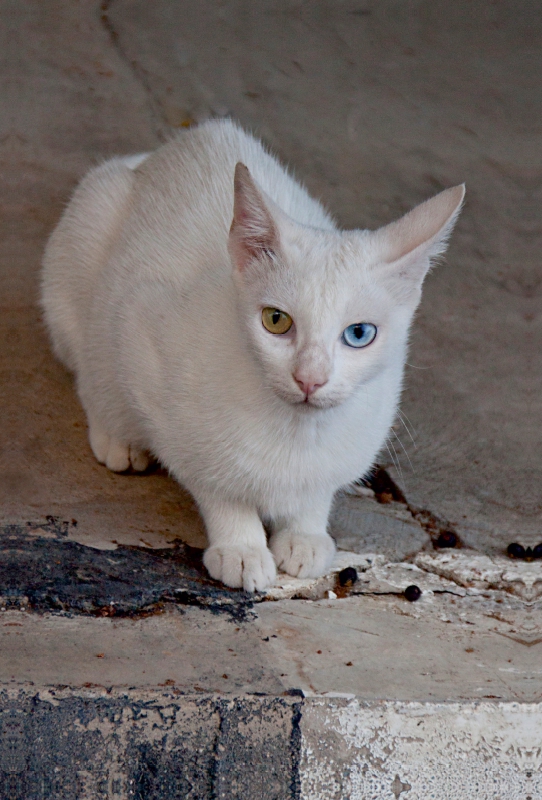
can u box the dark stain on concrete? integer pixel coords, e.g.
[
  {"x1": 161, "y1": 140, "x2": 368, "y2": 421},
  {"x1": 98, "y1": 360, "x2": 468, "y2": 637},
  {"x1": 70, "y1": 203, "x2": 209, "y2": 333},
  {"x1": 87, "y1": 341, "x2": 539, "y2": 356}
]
[
  {"x1": 0, "y1": 522, "x2": 254, "y2": 621},
  {"x1": 0, "y1": 689, "x2": 303, "y2": 800},
  {"x1": 289, "y1": 702, "x2": 303, "y2": 800},
  {"x1": 214, "y1": 697, "x2": 301, "y2": 800},
  {"x1": 362, "y1": 467, "x2": 407, "y2": 505}
]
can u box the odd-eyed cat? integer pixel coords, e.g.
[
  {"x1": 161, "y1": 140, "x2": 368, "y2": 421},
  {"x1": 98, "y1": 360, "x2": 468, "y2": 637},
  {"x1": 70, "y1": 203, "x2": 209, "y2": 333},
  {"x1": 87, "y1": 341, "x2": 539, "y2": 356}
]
[{"x1": 41, "y1": 120, "x2": 464, "y2": 591}]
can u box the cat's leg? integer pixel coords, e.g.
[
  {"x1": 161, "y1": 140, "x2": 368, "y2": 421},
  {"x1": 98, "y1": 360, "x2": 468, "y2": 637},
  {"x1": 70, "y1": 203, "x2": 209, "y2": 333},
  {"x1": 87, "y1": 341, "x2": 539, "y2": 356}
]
[
  {"x1": 199, "y1": 498, "x2": 276, "y2": 592},
  {"x1": 269, "y1": 494, "x2": 336, "y2": 579},
  {"x1": 88, "y1": 416, "x2": 150, "y2": 473}
]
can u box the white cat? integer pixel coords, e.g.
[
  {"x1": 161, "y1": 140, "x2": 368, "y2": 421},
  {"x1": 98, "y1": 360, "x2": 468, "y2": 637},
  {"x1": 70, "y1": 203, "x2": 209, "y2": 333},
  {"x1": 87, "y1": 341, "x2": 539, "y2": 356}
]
[{"x1": 41, "y1": 119, "x2": 464, "y2": 591}]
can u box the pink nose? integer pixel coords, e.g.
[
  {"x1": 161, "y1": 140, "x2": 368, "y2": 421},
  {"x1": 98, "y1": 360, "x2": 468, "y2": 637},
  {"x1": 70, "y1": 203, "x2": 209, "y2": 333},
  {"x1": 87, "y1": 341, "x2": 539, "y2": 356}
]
[{"x1": 294, "y1": 376, "x2": 328, "y2": 396}]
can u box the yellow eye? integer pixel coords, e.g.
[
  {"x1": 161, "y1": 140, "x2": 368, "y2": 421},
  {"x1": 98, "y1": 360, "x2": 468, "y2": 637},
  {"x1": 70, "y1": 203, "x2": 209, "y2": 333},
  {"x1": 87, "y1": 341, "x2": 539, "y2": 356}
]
[{"x1": 262, "y1": 307, "x2": 293, "y2": 334}]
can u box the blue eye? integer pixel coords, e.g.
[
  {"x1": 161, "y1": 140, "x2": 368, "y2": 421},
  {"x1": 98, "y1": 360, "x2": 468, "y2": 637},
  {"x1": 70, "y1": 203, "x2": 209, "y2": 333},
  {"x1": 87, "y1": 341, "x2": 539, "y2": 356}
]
[{"x1": 342, "y1": 323, "x2": 377, "y2": 348}]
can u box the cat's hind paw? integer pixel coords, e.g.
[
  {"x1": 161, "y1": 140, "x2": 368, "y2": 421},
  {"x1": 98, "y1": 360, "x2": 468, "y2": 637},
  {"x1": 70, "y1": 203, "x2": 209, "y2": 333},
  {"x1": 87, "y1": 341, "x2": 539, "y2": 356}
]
[
  {"x1": 203, "y1": 545, "x2": 277, "y2": 592},
  {"x1": 88, "y1": 423, "x2": 150, "y2": 473},
  {"x1": 270, "y1": 531, "x2": 336, "y2": 579}
]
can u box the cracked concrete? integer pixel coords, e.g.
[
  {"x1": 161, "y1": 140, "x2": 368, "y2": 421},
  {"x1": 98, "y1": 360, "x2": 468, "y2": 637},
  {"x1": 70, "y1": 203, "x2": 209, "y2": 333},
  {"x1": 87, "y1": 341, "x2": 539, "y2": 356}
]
[{"x1": 2, "y1": 0, "x2": 542, "y2": 795}]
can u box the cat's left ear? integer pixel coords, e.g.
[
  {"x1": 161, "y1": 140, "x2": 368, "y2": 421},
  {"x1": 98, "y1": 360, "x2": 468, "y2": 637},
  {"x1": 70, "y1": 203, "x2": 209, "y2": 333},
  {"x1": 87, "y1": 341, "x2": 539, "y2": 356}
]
[
  {"x1": 374, "y1": 184, "x2": 465, "y2": 304},
  {"x1": 228, "y1": 162, "x2": 279, "y2": 274}
]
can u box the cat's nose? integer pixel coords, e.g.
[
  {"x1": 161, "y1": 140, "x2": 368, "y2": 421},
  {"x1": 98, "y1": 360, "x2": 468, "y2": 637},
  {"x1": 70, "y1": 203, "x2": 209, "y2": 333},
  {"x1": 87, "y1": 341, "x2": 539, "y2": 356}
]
[{"x1": 294, "y1": 376, "x2": 328, "y2": 396}]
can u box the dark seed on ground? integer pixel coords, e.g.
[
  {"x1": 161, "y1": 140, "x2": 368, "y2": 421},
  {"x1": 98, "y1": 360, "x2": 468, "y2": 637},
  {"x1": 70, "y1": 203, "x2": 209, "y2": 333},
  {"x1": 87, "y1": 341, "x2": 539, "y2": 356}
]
[
  {"x1": 435, "y1": 531, "x2": 457, "y2": 548},
  {"x1": 338, "y1": 566, "x2": 358, "y2": 586},
  {"x1": 404, "y1": 584, "x2": 422, "y2": 602},
  {"x1": 507, "y1": 543, "x2": 526, "y2": 559}
]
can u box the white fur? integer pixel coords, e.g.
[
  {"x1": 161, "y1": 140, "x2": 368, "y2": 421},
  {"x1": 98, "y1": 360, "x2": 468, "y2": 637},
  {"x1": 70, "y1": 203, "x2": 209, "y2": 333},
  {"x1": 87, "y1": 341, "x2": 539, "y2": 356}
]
[{"x1": 41, "y1": 119, "x2": 464, "y2": 591}]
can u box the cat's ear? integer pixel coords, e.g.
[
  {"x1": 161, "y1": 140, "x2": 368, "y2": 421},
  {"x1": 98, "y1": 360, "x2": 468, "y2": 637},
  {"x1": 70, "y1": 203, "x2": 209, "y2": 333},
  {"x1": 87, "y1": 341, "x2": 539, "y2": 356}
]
[
  {"x1": 375, "y1": 184, "x2": 465, "y2": 303},
  {"x1": 228, "y1": 163, "x2": 278, "y2": 273}
]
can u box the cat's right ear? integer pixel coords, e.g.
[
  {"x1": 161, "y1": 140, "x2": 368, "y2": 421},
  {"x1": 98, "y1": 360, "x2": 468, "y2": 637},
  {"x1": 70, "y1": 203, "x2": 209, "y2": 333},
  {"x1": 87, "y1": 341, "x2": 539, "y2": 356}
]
[
  {"x1": 374, "y1": 184, "x2": 465, "y2": 304},
  {"x1": 228, "y1": 163, "x2": 278, "y2": 273}
]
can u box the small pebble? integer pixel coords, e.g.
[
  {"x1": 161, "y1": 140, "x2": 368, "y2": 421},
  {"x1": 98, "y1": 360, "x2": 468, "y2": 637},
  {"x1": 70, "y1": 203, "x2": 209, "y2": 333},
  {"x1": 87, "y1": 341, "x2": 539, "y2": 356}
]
[
  {"x1": 404, "y1": 584, "x2": 422, "y2": 602},
  {"x1": 435, "y1": 531, "x2": 458, "y2": 548},
  {"x1": 507, "y1": 542, "x2": 526, "y2": 559},
  {"x1": 327, "y1": 590, "x2": 337, "y2": 600},
  {"x1": 338, "y1": 566, "x2": 358, "y2": 586}
]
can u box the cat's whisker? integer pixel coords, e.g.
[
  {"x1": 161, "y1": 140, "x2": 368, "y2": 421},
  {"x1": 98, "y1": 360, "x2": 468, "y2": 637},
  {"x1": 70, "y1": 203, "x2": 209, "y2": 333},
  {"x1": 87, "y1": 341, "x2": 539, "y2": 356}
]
[
  {"x1": 391, "y1": 428, "x2": 415, "y2": 473},
  {"x1": 396, "y1": 409, "x2": 417, "y2": 447},
  {"x1": 384, "y1": 439, "x2": 403, "y2": 486},
  {"x1": 387, "y1": 435, "x2": 409, "y2": 490},
  {"x1": 397, "y1": 407, "x2": 416, "y2": 437}
]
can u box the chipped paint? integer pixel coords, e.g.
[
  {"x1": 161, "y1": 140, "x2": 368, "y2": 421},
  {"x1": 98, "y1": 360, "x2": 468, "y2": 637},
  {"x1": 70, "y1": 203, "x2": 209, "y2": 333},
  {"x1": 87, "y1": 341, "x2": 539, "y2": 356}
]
[{"x1": 300, "y1": 698, "x2": 542, "y2": 799}]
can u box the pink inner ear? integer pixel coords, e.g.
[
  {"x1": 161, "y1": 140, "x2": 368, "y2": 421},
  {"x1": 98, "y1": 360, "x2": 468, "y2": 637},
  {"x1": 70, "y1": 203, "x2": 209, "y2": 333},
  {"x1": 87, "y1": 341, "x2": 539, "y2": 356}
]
[
  {"x1": 377, "y1": 184, "x2": 465, "y2": 264},
  {"x1": 229, "y1": 162, "x2": 278, "y2": 271}
]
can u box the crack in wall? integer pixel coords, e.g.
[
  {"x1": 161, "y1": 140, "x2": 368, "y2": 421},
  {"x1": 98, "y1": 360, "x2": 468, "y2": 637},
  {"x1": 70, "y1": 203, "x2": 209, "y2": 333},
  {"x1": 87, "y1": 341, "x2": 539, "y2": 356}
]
[{"x1": 98, "y1": 0, "x2": 170, "y2": 142}]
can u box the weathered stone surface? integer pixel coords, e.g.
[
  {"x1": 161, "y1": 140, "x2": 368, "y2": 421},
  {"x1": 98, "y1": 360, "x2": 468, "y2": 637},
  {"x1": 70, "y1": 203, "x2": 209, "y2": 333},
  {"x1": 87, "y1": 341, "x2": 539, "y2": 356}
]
[
  {"x1": 0, "y1": 689, "x2": 301, "y2": 800},
  {"x1": 1, "y1": 606, "x2": 289, "y2": 694},
  {"x1": 299, "y1": 698, "x2": 542, "y2": 800},
  {"x1": 416, "y1": 550, "x2": 542, "y2": 601},
  {"x1": 329, "y1": 494, "x2": 430, "y2": 562},
  {"x1": 254, "y1": 593, "x2": 542, "y2": 703},
  {"x1": 1, "y1": 689, "x2": 540, "y2": 800},
  {"x1": 214, "y1": 698, "x2": 300, "y2": 800}
]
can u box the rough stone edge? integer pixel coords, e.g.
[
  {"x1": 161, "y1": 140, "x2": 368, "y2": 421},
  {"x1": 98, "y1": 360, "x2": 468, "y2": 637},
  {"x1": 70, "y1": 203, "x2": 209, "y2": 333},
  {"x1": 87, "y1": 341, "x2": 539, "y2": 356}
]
[
  {"x1": 3, "y1": 686, "x2": 542, "y2": 798},
  {"x1": 1, "y1": 686, "x2": 305, "y2": 800},
  {"x1": 299, "y1": 696, "x2": 542, "y2": 800}
]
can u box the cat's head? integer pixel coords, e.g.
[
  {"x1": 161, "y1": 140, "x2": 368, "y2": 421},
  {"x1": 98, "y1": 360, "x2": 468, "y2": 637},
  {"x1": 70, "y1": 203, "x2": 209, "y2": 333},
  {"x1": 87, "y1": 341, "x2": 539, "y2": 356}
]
[{"x1": 228, "y1": 163, "x2": 464, "y2": 409}]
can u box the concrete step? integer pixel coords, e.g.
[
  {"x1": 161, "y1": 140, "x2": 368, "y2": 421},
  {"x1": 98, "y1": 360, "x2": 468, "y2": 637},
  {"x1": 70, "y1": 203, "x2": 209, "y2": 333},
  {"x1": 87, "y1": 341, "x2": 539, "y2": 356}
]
[
  {"x1": 2, "y1": 688, "x2": 539, "y2": 799},
  {"x1": 2, "y1": 523, "x2": 541, "y2": 799}
]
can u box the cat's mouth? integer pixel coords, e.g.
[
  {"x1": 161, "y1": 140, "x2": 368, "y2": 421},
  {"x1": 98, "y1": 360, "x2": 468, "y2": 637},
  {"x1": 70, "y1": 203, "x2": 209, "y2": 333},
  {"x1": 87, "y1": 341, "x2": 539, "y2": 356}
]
[
  {"x1": 302, "y1": 395, "x2": 341, "y2": 410},
  {"x1": 285, "y1": 390, "x2": 343, "y2": 410}
]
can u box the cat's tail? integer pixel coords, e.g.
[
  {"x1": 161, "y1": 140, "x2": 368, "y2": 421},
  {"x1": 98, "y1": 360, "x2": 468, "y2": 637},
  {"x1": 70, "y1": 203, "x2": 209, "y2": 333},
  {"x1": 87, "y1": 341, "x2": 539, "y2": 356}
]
[{"x1": 41, "y1": 155, "x2": 148, "y2": 373}]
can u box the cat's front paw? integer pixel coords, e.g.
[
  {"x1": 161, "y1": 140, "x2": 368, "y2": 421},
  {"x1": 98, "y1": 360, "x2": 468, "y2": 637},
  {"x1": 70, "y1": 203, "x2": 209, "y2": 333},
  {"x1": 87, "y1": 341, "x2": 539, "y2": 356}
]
[
  {"x1": 203, "y1": 545, "x2": 277, "y2": 592},
  {"x1": 270, "y1": 531, "x2": 336, "y2": 579},
  {"x1": 88, "y1": 421, "x2": 150, "y2": 473}
]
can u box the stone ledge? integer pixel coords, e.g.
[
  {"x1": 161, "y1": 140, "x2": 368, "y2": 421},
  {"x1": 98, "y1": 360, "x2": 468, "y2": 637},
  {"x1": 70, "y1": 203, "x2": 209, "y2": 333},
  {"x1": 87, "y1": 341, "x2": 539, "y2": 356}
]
[{"x1": 1, "y1": 688, "x2": 539, "y2": 800}]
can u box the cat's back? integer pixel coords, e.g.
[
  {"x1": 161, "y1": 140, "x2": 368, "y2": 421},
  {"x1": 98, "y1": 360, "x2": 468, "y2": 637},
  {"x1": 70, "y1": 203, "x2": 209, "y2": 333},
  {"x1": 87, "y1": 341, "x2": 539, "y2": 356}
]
[{"x1": 121, "y1": 120, "x2": 334, "y2": 281}]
